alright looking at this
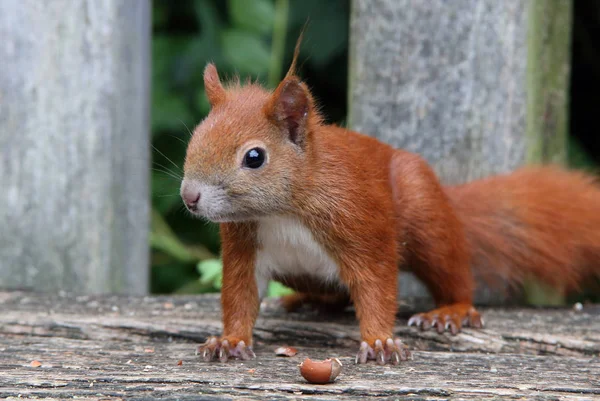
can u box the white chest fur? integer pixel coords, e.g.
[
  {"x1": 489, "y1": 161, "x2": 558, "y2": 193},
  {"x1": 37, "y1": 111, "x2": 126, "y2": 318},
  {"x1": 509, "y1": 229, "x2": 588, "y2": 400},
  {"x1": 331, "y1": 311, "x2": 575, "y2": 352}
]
[{"x1": 254, "y1": 216, "x2": 341, "y2": 297}]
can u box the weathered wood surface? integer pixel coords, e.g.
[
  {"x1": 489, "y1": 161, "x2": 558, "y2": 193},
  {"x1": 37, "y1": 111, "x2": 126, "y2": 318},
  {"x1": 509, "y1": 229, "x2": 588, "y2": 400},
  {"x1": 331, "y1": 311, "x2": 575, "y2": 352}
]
[
  {"x1": 0, "y1": 1, "x2": 151, "y2": 294},
  {"x1": 349, "y1": 0, "x2": 571, "y2": 182},
  {"x1": 1, "y1": 291, "x2": 598, "y2": 400}
]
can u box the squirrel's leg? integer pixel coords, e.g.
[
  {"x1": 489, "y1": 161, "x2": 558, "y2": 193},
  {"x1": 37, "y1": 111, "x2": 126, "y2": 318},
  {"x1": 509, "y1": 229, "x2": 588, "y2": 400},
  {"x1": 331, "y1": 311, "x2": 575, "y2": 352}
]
[
  {"x1": 404, "y1": 183, "x2": 483, "y2": 334},
  {"x1": 390, "y1": 151, "x2": 482, "y2": 335},
  {"x1": 340, "y1": 255, "x2": 411, "y2": 365},
  {"x1": 198, "y1": 224, "x2": 259, "y2": 362}
]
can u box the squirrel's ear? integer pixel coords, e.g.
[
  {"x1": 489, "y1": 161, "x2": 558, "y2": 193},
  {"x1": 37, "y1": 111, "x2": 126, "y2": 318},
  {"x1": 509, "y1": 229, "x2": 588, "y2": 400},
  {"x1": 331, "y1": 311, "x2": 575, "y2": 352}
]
[
  {"x1": 264, "y1": 77, "x2": 309, "y2": 147},
  {"x1": 203, "y1": 63, "x2": 226, "y2": 107}
]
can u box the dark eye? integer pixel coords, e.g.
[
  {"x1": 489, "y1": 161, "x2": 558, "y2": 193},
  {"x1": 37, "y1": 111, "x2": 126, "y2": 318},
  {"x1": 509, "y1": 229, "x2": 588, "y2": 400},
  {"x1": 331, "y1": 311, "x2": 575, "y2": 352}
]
[{"x1": 243, "y1": 147, "x2": 266, "y2": 169}]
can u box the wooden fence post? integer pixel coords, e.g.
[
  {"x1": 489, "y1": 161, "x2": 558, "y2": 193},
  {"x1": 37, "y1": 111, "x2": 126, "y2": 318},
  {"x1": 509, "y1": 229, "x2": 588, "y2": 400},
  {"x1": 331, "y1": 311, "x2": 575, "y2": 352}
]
[
  {"x1": 0, "y1": 1, "x2": 151, "y2": 294},
  {"x1": 349, "y1": 0, "x2": 572, "y2": 303}
]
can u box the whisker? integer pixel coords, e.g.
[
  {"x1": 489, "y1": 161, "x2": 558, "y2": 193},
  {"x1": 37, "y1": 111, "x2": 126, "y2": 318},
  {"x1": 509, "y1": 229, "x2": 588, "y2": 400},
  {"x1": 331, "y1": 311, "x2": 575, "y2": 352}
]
[
  {"x1": 179, "y1": 119, "x2": 194, "y2": 138},
  {"x1": 152, "y1": 168, "x2": 183, "y2": 182},
  {"x1": 168, "y1": 133, "x2": 188, "y2": 146},
  {"x1": 152, "y1": 161, "x2": 183, "y2": 179},
  {"x1": 152, "y1": 145, "x2": 182, "y2": 173}
]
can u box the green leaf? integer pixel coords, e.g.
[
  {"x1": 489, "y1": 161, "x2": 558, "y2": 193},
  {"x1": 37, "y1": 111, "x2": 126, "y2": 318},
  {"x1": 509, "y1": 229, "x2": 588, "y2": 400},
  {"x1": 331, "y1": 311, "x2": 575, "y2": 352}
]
[
  {"x1": 228, "y1": 0, "x2": 275, "y2": 35},
  {"x1": 197, "y1": 259, "x2": 224, "y2": 289},
  {"x1": 221, "y1": 29, "x2": 271, "y2": 76},
  {"x1": 267, "y1": 281, "x2": 294, "y2": 297},
  {"x1": 150, "y1": 208, "x2": 215, "y2": 262}
]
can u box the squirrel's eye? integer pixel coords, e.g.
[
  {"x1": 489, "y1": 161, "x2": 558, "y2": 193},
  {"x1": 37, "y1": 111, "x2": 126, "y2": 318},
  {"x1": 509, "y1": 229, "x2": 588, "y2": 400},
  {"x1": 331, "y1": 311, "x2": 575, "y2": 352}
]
[{"x1": 243, "y1": 147, "x2": 266, "y2": 169}]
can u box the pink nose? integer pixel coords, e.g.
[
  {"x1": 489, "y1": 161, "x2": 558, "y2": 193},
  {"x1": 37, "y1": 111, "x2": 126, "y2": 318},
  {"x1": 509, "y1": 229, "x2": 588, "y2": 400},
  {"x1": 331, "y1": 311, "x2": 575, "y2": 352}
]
[{"x1": 182, "y1": 187, "x2": 201, "y2": 209}]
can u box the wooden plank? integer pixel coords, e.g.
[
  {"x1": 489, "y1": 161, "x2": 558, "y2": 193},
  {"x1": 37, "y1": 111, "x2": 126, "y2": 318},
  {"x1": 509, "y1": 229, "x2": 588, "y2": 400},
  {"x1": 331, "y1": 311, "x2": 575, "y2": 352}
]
[
  {"x1": 526, "y1": 0, "x2": 572, "y2": 164},
  {"x1": 0, "y1": 1, "x2": 151, "y2": 294},
  {"x1": 1, "y1": 291, "x2": 598, "y2": 400},
  {"x1": 348, "y1": 0, "x2": 572, "y2": 181}
]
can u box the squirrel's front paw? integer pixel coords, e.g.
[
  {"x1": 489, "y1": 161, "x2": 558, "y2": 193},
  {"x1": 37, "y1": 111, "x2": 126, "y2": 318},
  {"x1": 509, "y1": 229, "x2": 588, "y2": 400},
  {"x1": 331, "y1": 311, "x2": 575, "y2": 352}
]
[
  {"x1": 355, "y1": 338, "x2": 411, "y2": 365},
  {"x1": 197, "y1": 336, "x2": 256, "y2": 362}
]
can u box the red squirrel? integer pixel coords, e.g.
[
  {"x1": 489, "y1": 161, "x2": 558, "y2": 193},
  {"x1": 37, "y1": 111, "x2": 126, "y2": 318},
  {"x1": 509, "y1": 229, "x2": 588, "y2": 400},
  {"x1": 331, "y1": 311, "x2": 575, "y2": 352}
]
[{"x1": 180, "y1": 38, "x2": 600, "y2": 365}]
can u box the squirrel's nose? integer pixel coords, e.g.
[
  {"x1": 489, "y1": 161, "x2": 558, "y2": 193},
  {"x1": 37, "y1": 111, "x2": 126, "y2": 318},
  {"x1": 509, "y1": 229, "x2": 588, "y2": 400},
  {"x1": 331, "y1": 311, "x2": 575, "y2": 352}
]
[{"x1": 182, "y1": 186, "x2": 201, "y2": 209}]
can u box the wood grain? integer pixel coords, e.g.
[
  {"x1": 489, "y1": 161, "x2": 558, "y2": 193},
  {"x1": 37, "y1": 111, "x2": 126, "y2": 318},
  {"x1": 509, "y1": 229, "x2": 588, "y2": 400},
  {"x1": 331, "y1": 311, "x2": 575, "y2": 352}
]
[
  {"x1": 1, "y1": 291, "x2": 598, "y2": 400},
  {"x1": 348, "y1": 0, "x2": 571, "y2": 183},
  {"x1": 0, "y1": 0, "x2": 151, "y2": 294}
]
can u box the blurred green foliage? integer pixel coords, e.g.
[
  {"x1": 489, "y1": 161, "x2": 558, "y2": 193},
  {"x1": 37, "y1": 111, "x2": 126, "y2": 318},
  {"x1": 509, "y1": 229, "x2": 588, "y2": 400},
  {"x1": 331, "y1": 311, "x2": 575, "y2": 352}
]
[{"x1": 150, "y1": 0, "x2": 349, "y2": 294}]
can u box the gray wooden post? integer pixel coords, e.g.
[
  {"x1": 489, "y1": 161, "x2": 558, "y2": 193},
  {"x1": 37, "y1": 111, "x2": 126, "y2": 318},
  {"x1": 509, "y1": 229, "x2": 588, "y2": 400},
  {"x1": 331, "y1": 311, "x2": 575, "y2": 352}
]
[
  {"x1": 0, "y1": 1, "x2": 151, "y2": 295},
  {"x1": 349, "y1": 0, "x2": 572, "y2": 303}
]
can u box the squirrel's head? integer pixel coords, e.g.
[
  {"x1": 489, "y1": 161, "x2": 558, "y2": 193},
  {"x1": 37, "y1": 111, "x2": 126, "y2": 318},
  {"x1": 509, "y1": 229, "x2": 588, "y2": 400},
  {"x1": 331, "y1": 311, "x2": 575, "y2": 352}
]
[{"x1": 181, "y1": 35, "x2": 320, "y2": 222}]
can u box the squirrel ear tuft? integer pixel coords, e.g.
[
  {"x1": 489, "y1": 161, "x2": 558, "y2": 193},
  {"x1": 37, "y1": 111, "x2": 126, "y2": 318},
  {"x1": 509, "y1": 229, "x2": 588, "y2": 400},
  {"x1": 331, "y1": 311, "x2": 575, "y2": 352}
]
[
  {"x1": 266, "y1": 22, "x2": 311, "y2": 147},
  {"x1": 284, "y1": 23, "x2": 307, "y2": 79},
  {"x1": 204, "y1": 63, "x2": 226, "y2": 107},
  {"x1": 265, "y1": 77, "x2": 309, "y2": 147}
]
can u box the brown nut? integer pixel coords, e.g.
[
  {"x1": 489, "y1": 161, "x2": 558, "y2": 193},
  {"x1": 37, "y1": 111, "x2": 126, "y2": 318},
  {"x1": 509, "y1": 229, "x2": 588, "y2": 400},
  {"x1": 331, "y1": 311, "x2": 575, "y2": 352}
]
[
  {"x1": 275, "y1": 346, "x2": 298, "y2": 357},
  {"x1": 299, "y1": 357, "x2": 342, "y2": 384}
]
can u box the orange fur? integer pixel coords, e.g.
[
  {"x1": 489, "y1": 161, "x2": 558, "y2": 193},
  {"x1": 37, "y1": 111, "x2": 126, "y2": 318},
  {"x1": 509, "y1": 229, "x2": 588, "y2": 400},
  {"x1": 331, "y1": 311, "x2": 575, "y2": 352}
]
[
  {"x1": 446, "y1": 166, "x2": 600, "y2": 294},
  {"x1": 183, "y1": 38, "x2": 600, "y2": 364}
]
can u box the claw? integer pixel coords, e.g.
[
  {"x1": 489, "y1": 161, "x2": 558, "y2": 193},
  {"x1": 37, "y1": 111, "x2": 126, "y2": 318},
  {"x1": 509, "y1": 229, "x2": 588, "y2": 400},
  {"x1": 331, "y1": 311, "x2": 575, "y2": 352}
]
[
  {"x1": 218, "y1": 340, "x2": 230, "y2": 362},
  {"x1": 355, "y1": 337, "x2": 411, "y2": 365},
  {"x1": 374, "y1": 339, "x2": 385, "y2": 365},
  {"x1": 355, "y1": 341, "x2": 369, "y2": 364},
  {"x1": 237, "y1": 340, "x2": 255, "y2": 360},
  {"x1": 407, "y1": 303, "x2": 483, "y2": 335},
  {"x1": 470, "y1": 313, "x2": 484, "y2": 329},
  {"x1": 394, "y1": 338, "x2": 410, "y2": 361},
  {"x1": 445, "y1": 320, "x2": 459, "y2": 335},
  {"x1": 376, "y1": 351, "x2": 385, "y2": 365},
  {"x1": 434, "y1": 317, "x2": 445, "y2": 334},
  {"x1": 386, "y1": 338, "x2": 400, "y2": 365},
  {"x1": 203, "y1": 347, "x2": 215, "y2": 362},
  {"x1": 407, "y1": 315, "x2": 421, "y2": 327},
  {"x1": 197, "y1": 336, "x2": 256, "y2": 362},
  {"x1": 197, "y1": 336, "x2": 219, "y2": 361}
]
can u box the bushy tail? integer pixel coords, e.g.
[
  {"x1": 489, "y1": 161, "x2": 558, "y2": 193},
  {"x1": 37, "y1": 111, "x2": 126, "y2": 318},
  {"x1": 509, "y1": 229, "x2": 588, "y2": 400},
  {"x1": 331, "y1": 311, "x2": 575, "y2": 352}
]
[{"x1": 445, "y1": 166, "x2": 600, "y2": 296}]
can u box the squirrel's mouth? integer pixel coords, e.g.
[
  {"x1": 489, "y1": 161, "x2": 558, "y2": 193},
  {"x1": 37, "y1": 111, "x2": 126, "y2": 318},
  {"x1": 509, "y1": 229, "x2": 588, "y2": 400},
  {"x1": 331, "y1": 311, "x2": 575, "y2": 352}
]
[{"x1": 200, "y1": 209, "x2": 254, "y2": 223}]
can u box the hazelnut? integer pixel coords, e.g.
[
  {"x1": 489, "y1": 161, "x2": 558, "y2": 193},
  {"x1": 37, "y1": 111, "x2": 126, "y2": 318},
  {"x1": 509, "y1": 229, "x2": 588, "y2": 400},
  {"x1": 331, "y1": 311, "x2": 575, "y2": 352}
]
[
  {"x1": 299, "y1": 357, "x2": 342, "y2": 384},
  {"x1": 275, "y1": 346, "x2": 298, "y2": 357}
]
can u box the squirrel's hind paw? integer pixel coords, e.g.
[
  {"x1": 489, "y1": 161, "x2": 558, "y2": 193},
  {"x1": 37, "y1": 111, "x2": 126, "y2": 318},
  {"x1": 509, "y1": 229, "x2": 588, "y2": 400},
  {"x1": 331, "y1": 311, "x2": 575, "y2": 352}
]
[{"x1": 408, "y1": 303, "x2": 483, "y2": 335}]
